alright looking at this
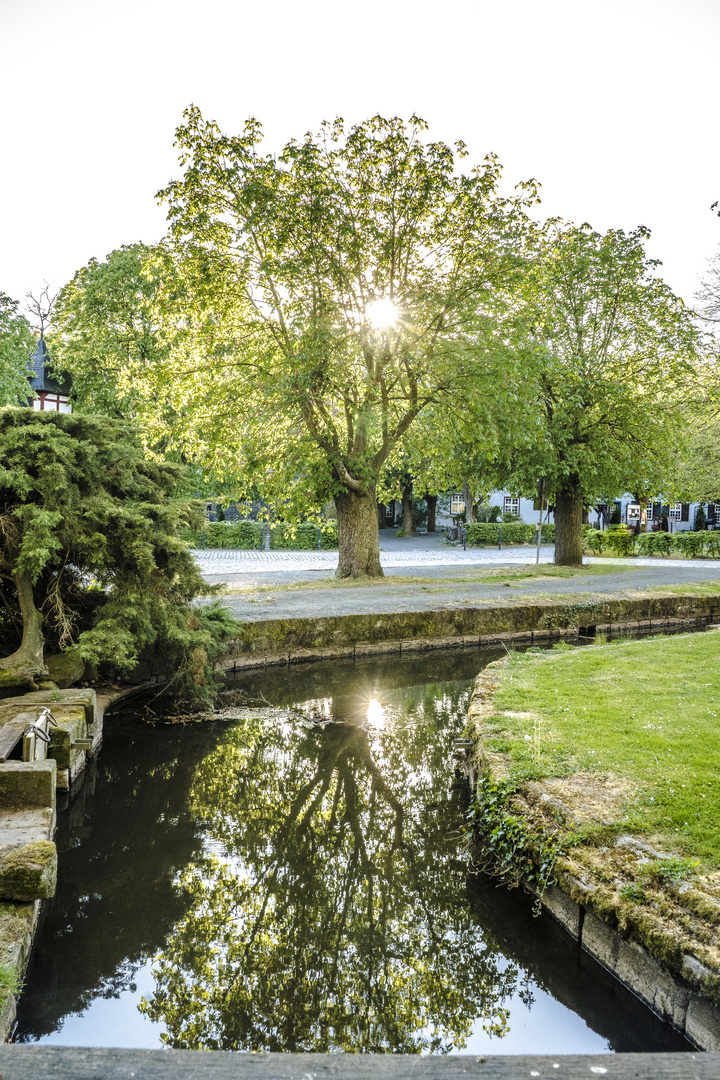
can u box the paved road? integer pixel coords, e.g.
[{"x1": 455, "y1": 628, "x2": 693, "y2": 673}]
[{"x1": 192, "y1": 535, "x2": 720, "y2": 621}]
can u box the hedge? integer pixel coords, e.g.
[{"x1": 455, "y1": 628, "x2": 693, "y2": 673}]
[
  {"x1": 269, "y1": 521, "x2": 338, "y2": 550},
  {"x1": 181, "y1": 519, "x2": 339, "y2": 550},
  {"x1": 465, "y1": 522, "x2": 555, "y2": 546},
  {"x1": 583, "y1": 529, "x2": 720, "y2": 559}
]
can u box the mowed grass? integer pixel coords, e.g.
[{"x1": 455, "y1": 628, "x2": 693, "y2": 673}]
[
  {"x1": 491, "y1": 629, "x2": 720, "y2": 867},
  {"x1": 218, "y1": 562, "x2": 643, "y2": 596}
]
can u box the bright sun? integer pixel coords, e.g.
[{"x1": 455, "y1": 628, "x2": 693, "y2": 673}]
[
  {"x1": 365, "y1": 298, "x2": 399, "y2": 329},
  {"x1": 365, "y1": 698, "x2": 386, "y2": 727}
]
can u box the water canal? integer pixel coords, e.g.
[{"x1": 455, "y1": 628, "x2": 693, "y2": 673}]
[{"x1": 14, "y1": 649, "x2": 692, "y2": 1053}]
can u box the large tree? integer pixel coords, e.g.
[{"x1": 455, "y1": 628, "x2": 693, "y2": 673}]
[
  {"x1": 502, "y1": 224, "x2": 701, "y2": 565},
  {"x1": 0, "y1": 409, "x2": 233, "y2": 692},
  {"x1": 102, "y1": 111, "x2": 535, "y2": 577}
]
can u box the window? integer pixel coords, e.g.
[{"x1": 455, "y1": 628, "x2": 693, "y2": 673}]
[
  {"x1": 503, "y1": 496, "x2": 519, "y2": 515},
  {"x1": 646, "y1": 504, "x2": 653, "y2": 522},
  {"x1": 669, "y1": 503, "x2": 682, "y2": 521},
  {"x1": 450, "y1": 494, "x2": 465, "y2": 514}
]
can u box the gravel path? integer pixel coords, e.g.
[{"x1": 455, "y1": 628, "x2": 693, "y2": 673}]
[{"x1": 192, "y1": 536, "x2": 720, "y2": 622}]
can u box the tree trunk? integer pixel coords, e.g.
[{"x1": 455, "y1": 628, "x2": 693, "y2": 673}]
[
  {"x1": 425, "y1": 494, "x2": 437, "y2": 533},
  {"x1": 461, "y1": 480, "x2": 476, "y2": 523},
  {"x1": 401, "y1": 481, "x2": 415, "y2": 537},
  {"x1": 553, "y1": 487, "x2": 584, "y2": 566},
  {"x1": 0, "y1": 570, "x2": 48, "y2": 690},
  {"x1": 334, "y1": 487, "x2": 384, "y2": 578}
]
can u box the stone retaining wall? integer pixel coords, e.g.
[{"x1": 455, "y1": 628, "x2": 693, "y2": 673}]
[
  {"x1": 220, "y1": 591, "x2": 720, "y2": 669},
  {"x1": 465, "y1": 657, "x2": 720, "y2": 1051}
]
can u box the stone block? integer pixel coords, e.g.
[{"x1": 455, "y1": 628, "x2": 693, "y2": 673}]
[
  {"x1": 399, "y1": 639, "x2": 429, "y2": 653},
  {"x1": 318, "y1": 646, "x2": 355, "y2": 660},
  {"x1": 354, "y1": 641, "x2": 401, "y2": 656},
  {"x1": 541, "y1": 885, "x2": 582, "y2": 940},
  {"x1": 0, "y1": 689, "x2": 97, "y2": 727},
  {"x1": 288, "y1": 649, "x2": 323, "y2": 664},
  {"x1": 685, "y1": 996, "x2": 720, "y2": 1051},
  {"x1": 47, "y1": 706, "x2": 86, "y2": 770},
  {"x1": 0, "y1": 807, "x2": 54, "y2": 852},
  {"x1": 44, "y1": 647, "x2": 86, "y2": 689},
  {"x1": 263, "y1": 652, "x2": 291, "y2": 667},
  {"x1": 581, "y1": 910, "x2": 690, "y2": 1028},
  {"x1": 531, "y1": 629, "x2": 560, "y2": 641},
  {"x1": 0, "y1": 840, "x2": 57, "y2": 901},
  {"x1": 0, "y1": 761, "x2": 56, "y2": 809}
]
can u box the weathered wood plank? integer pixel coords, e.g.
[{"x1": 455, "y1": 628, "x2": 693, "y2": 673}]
[
  {"x1": 0, "y1": 1048, "x2": 716, "y2": 1080},
  {"x1": 0, "y1": 721, "x2": 27, "y2": 762}
]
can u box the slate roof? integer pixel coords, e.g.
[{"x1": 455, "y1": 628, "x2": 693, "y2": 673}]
[{"x1": 28, "y1": 336, "x2": 72, "y2": 395}]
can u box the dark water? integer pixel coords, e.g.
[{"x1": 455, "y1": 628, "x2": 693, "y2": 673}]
[{"x1": 15, "y1": 649, "x2": 692, "y2": 1053}]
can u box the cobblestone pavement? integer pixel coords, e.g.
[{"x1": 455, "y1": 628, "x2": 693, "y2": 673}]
[
  {"x1": 193, "y1": 543, "x2": 720, "y2": 576},
  {"x1": 192, "y1": 542, "x2": 560, "y2": 575}
]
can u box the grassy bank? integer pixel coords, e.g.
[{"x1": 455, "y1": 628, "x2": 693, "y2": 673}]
[
  {"x1": 488, "y1": 629, "x2": 720, "y2": 866},
  {"x1": 218, "y1": 562, "x2": 645, "y2": 596}
]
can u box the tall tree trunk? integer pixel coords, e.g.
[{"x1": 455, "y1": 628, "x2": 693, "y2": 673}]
[
  {"x1": 554, "y1": 485, "x2": 584, "y2": 566},
  {"x1": 401, "y1": 480, "x2": 415, "y2": 537},
  {"x1": 0, "y1": 570, "x2": 48, "y2": 689},
  {"x1": 461, "y1": 480, "x2": 476, "y2": 523},
  {"x1": 334, "y1": 487, "x2": 384, "y2": 578},
  {"x1": 425, "y1": 494, "x2": 437, "y2": 533}
]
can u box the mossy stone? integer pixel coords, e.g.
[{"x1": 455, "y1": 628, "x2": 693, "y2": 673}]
[
  {"x1": 44, "y1": 648, "x2": 86, "y2": 689},
  {"x1": 0, "y1": 841, "x2": 57, "y2": 901}
]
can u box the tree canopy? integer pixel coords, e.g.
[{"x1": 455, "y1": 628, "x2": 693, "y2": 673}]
[
  {"x1": 0, "y1": 408, "x2": 233, "y2": 692},
  {"x1": 66, "y1": 111, "x2": 537, "y2": 576},
  {"x1": 52, "y1": 243, "x2": 170, "y2": 418},
  {"x1": 498, "y1": 224, "x2": 701, "y2": 563},
  {"x1": 0, "y1": 292, "x2": 35, "y2": 405}
]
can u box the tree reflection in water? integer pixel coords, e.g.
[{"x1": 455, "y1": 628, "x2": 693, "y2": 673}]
[{"x1": 140, "y1": 680, "x2": 527, "y2": 1052}]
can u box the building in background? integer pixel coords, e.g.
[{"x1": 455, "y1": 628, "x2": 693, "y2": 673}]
[{"x1": 28, "y1": 337, "x2": 72, "y2": 413}]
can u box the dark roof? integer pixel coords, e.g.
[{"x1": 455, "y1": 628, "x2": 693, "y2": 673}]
[{"x1": 28, "y1": 337, "x2": 72, "y2": 396}]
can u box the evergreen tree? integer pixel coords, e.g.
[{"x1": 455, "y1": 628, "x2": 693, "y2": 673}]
[{"x1": 0, "y1": 409, "x2": 234, "y2": 693}]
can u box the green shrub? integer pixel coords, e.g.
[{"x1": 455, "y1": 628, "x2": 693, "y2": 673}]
[
  {"x1": 198, "y1": 520, "x2": 263, "y2": 549},
  {"x1": 707, "y1": 534, "x2": 720, "y2": 558},
  {"x1": 583, "y1": 530, "x2": 605, "y2": 555},
  {"x1": 636, "y1": 532, "x2": 673, "y2": 557},
  {"x1": 270, "y1": 521, "x2": 338, "y2": 550},
  {"x1": 540, "y1": 523, "x2": 555, "y2": 543},
  {"x1": 178, "y1": 525, "x2": 205, "y2": 547},
  {"x1": 227, "y1": 520, "x2": 263, "y2": 549},
  {"x1": 465, "y1": 523, "x2": 500, "y2": 545},
  {"x1": 603, "y1": 528, "x2": 636, "y2": 556},
  {"x1": 465, "y1": 522, "x2": 537, "y2": 546},
  {"x1": 673, "y1": 531, "x2": 707, "y2": 558}
]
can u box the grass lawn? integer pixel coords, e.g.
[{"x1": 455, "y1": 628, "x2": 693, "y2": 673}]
[
  {"x1": 489, "y1": 629, "x2": 720, "y2": 867},
  {"x1": 218, "y1": 562, "x2": 644, "y2": 596}
]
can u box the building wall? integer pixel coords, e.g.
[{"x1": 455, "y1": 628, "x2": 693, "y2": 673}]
[{"x1": 436, "y1": 490, "x2": 719, "y2": 532}]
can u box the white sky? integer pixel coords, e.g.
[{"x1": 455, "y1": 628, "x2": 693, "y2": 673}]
[{"x1": 1, "y1": 0, "x2": 719, "y2": 314}]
